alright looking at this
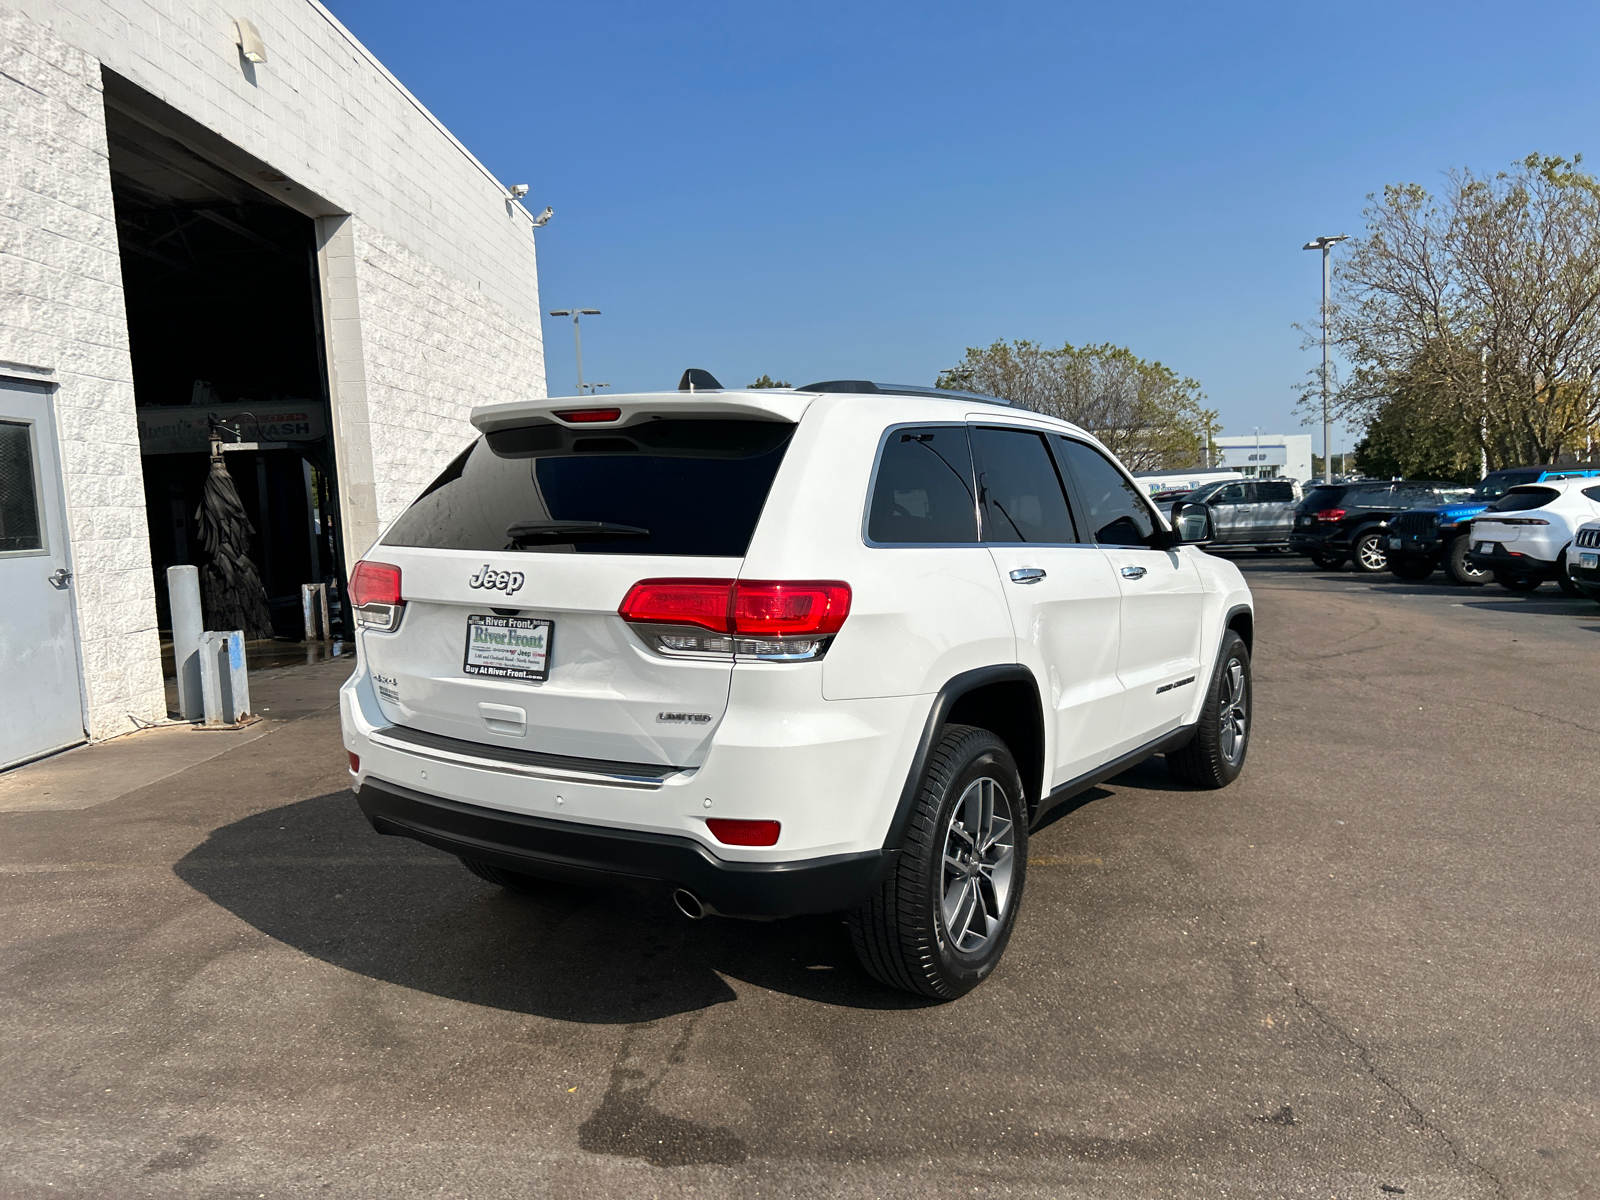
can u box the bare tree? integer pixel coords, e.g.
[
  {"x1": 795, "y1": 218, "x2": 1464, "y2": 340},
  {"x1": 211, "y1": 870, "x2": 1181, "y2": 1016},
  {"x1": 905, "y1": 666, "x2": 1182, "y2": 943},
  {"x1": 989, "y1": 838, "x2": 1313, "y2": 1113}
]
[
  {"x1": 937, "y1": 340, "x2": 1217, "y2": 471},
  {"x1": 1325, "y1": 154, "x2": 1600, "y2": 468}
]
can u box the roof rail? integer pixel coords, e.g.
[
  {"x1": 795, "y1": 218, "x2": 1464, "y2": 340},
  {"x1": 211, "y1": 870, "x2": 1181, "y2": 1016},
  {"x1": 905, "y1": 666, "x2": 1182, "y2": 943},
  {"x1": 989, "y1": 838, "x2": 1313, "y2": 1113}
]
[{"x1": 794, "y1": 380, "x2": 1009, "y2": 406}]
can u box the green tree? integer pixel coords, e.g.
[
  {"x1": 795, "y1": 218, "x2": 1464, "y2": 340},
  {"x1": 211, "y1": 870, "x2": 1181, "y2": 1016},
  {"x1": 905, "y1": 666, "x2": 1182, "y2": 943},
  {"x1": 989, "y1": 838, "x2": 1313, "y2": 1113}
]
[
  {"x1": 747, "y1": 374, "x2": 790, "y2": 389},
  {"x1": 937, "y1": 340, "x2": 1218, "y2": 471},
  {"x1": 1321, "y1": 154, "x2": 1600, "y2": 469}
]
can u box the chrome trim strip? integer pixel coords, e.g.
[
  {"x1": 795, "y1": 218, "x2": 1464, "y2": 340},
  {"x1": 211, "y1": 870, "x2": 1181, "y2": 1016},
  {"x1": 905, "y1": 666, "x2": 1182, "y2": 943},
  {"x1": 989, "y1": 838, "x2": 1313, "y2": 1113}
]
[{"x1": 366, "y1": 727, "x2": 672, "y2": 791}]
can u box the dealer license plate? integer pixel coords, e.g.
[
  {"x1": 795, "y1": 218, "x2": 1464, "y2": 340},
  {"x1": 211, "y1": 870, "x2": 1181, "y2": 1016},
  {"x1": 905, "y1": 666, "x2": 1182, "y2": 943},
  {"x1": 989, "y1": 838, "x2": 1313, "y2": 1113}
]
[
  {"x1": 1476, "y1": 541, "x2": 1494, "y2": 554},
  {"x1": 1582, "y1": 552, "x2": 1599, "y2": 570},
  {"x1": 463, "y1": 614, "x2": 552, "y2": 681}
]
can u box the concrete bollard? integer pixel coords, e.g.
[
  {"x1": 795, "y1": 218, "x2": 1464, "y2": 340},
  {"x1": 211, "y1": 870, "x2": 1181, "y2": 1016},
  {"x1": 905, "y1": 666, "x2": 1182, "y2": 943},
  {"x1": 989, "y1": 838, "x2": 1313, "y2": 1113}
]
[
  {"x1": 198, "y1": 630, "x2": 251, "y2": 725},
  {"x1": 167, "y1": 565, "x2": 204, "y2": 720},
  {"x1": 302, "y1": 582, "x2": 331, "y2": 641}
]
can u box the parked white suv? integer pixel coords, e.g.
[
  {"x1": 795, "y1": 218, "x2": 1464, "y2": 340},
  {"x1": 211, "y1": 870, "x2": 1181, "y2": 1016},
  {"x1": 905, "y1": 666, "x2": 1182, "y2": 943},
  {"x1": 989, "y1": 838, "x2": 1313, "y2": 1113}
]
[
  {"x1": 339, "y1": 377, "x2": 1255, "y2": 998},
  {"x1": 1467, "y1": 478, "x2": 1600, "y2": 593}
]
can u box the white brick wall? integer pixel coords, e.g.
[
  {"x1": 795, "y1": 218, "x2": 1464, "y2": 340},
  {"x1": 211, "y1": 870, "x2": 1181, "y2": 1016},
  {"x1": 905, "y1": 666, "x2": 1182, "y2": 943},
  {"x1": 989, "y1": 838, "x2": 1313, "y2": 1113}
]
[
  {"x1": 0, "y1": 7, "x2": 166, "y2": 737},
  {"x1": 353, "y1": 219, "x2": 543, "y2": 529},
  {"x1": 1, "y1": 0, "x2": 547, "y2": 743}
]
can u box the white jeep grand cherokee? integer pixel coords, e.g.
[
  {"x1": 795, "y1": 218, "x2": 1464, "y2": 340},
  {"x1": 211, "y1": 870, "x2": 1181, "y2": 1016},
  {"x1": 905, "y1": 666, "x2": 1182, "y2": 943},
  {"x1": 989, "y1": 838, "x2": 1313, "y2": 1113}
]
[{"x1": 340, "y1": 376, "x2": 1255, "y2": 998}]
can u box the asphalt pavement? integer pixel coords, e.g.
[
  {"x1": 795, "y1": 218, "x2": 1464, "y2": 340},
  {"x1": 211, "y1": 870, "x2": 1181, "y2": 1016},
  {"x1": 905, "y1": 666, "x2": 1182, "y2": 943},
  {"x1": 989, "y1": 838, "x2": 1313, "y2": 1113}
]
[{"x1": 2, "y1": 556, "x2": 1597, "y2": 1198}]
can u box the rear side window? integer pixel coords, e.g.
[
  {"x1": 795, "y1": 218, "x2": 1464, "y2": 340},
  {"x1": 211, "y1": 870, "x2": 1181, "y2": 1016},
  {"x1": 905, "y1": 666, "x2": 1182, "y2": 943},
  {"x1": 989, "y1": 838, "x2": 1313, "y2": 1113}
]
[
  {"x1": 1301, "y1": 485, "x2": 1347, "y2": 510},
  {"x1": 1259, "y1": 481, "x2": 1295, "y2": 503},
  {"x1": 970, "y1": 427, "x2": 1077, "y2": 543},
  {"x1": 1585, "y1": 485, "x2": 1600, "y2": 503},
  {"x1": 1347, "y1": 486, "x2": 1396, "y2": 507},
  {"x1": 867, "y1": 426, "x2": 978, "y2": 543},
  {"x1": 1488, "y1": 486, "x2": 1559, "y2": 513},
  {"x1": 1055, "y1": 438, "x2": 1157, "y2": 547},
  {"x1": 381, "y1": 418, "x2": 794, "y2": 556}
]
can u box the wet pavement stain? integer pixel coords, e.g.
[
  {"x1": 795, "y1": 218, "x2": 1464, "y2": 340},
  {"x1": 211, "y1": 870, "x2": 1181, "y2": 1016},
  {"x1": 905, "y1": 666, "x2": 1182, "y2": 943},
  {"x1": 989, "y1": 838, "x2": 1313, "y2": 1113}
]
[
  {"x1": 143, "y1": 1133, "x2": 219, "y2": 1173},
  {"x1": 578, "y1": 1068, "x2": 747, "y2": 1167}
]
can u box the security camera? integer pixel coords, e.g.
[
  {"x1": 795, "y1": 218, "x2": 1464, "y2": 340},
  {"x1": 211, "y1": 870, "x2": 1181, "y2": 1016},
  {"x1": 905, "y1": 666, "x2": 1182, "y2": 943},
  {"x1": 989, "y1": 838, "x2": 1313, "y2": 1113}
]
[
  {"x1": 508, "y1": 183, "x2": 530, "y2": 199},
  {"x1": 531, "y1": 206, "x2": 553, "y2": 227}
]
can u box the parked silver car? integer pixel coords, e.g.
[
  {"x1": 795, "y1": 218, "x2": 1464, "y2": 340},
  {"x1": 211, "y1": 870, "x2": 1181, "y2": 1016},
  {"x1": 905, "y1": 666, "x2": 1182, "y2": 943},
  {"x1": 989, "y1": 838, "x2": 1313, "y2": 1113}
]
[{"x1": 1188, "y1": 479, "x2": 1303, "y2": 549}]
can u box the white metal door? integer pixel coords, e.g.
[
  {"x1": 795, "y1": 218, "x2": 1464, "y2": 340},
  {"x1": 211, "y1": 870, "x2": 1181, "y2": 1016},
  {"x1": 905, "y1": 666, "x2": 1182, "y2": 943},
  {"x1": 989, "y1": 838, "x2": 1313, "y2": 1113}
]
[{"x1": 0, "y1": 381, "x2": 86, "y2": 769}]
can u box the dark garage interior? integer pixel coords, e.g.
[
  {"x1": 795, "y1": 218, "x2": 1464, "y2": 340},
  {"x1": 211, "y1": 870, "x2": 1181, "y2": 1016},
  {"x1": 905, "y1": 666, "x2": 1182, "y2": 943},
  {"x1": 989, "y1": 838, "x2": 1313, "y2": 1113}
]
[{"x1": 104, "y1": 74, "x2": 347, "y2": 649}]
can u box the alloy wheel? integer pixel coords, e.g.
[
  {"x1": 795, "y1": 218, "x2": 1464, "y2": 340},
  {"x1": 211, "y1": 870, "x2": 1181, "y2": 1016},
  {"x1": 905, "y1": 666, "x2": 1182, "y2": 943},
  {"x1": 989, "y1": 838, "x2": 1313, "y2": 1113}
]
[
  {"x1": 939, "y1": 776, "x2": 1017, "y2": 954},
  {"x1": 1357, "y1": 537, "x2": 1387, "y2": 571},
  {"x1": 1218, "y1": 658, "x2": 1249, "y2": 765}
]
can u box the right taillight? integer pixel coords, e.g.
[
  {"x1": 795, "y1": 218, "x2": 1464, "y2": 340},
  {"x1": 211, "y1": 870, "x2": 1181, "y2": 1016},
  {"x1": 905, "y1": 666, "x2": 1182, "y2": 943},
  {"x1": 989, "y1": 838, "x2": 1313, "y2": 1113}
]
[
  {"x1": 350, "y1": 560, "x2": 405, "y2": 632},
  {"x1": 1315, "y1": 508, "x2": 1347, "y2": 523},
  {"x1": 619, "y1": 578, "x2": 851, "y2": 661}
]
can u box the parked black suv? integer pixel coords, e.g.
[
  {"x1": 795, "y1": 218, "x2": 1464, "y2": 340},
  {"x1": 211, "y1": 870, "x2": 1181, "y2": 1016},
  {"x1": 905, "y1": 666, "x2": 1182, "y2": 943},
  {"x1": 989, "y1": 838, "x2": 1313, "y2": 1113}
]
[{"x1": 1290, "y1": 480, "x2": 1473, "y2": 573}]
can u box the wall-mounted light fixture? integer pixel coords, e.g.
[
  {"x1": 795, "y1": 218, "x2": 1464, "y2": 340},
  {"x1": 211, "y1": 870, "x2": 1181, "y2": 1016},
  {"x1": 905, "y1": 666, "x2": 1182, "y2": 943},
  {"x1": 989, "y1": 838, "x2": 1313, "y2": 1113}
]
[{"x1": 234, "y1": 18, "x2": 267, "y2": 64}]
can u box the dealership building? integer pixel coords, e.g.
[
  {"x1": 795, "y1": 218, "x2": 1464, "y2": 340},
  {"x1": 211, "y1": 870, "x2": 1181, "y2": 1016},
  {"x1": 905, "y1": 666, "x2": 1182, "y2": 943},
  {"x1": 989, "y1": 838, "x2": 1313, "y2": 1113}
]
[
  {"x1": 1, "y1": 0, "x2": 547, "y2": 768},
  {"x1": 1213, "y1": 433, "x2": 1313, "y2": 484}
]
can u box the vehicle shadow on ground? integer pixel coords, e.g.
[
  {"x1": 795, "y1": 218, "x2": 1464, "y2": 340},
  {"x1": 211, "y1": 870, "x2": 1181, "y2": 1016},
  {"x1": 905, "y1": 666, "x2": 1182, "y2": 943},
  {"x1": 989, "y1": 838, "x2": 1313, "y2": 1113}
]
[{"x1": 175, "y1": 790, "x2": 938, "y2": 1022}]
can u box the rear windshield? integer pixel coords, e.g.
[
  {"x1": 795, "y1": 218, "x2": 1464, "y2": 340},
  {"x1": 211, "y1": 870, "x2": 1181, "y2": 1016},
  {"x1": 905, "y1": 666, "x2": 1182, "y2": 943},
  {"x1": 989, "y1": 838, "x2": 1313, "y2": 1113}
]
[
  {"x1": 1472, "y1": 470, "x2": 1539, "y2": 500},
  {"x1": 1301, "y1": 485, "x2": 1347, "y2": 510},
  {"x1": 1486, "y1": 486, "x2": 1559, "y2": 513},
  {"x1": 381, "y1": 419, "x2": 795, "y2": 556}
]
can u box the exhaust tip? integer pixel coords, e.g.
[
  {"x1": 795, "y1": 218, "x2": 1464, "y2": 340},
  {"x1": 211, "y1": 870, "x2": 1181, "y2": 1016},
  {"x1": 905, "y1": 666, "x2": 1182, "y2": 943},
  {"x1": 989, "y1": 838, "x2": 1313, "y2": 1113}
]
[{"x1": 672, "y1": 888, "x2": 707, "y2": 920}]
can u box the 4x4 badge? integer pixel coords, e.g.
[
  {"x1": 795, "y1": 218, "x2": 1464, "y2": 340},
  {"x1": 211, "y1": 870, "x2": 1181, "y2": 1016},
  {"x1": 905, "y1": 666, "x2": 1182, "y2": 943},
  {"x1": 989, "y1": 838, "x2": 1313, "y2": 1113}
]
[{"x1": 468, "y1": 564, "x2": 525, "y2": 595}]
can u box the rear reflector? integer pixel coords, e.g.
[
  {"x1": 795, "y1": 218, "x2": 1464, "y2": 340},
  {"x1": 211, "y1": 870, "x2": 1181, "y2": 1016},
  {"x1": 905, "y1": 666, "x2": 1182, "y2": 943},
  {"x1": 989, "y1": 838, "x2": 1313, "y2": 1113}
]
[
  {"x1": 619, "y1": 579, "x2": 852, "y2": 637},
  {"x1": 350, "y1": 560, "x2": 402, "y2": 607},
  {"x1": 553, "y1": 407, "x2": 622, "y2": 423},
  {"x1": 706, "y1": 818, "x2": 781, "y2": 847},
  {"x1": 347, "y1": 751, "x2": 360, "y2": 774}
]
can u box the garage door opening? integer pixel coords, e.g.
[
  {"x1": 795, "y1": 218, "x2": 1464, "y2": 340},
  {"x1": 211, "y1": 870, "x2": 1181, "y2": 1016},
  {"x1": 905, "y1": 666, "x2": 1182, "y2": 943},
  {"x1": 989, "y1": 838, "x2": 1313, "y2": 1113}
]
[{"x1": 105, "y1": 78, "x2": 348, "y2": 674}]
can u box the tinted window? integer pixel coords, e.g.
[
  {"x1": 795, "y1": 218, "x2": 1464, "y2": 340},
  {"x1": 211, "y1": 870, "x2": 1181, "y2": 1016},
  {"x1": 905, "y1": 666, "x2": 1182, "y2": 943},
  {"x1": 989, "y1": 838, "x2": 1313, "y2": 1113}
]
[
  {"x1": 382, "y1": 418, "x2": 794, "y2": 556},
  {"x1": 1259, "y1": 480, "x2": 1295, "y2": 503},
  {"x1": 1301, "y1": 485, "x2": 1347, "y2": 511},
  {"x1": 1487, "y1": 486, "x2": 1559, "y2": 513},
  {"x1": 0, "y1": 421, "x2": 43, "y2": 553},
  {"x1": 1214, "y1": 483, "x2": 1247, "y2": 504},
  {"x1": 970, "y1": 427, "x2": 1077, "y2": 543},
  {"x1": 1055, "y1": 438, "x2": 1157, "y2": 547},
  {"x1": 1472, "y1": 471, "x2": 1539, "y2": 500},
  {"x1": 868, "y1": 426, "x2": 978, "y2": 543},
  {"x1": 1347, "y1": 486, "x2": 1397, "y2": 507}
]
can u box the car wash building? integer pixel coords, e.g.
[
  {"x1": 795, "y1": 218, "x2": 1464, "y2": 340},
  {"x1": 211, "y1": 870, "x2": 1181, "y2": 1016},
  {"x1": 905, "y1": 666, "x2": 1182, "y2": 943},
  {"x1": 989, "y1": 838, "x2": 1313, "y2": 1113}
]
[{"x1": 1, "y1": 0, "x2": 547, "y2": 768}]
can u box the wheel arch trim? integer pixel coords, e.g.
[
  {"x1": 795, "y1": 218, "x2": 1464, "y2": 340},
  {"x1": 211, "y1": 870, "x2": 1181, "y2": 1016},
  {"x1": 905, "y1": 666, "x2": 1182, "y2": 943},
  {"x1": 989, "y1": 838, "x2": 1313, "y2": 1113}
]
[{"x1": 881, "y1": 665, "x2": 1043, "y2": 856}]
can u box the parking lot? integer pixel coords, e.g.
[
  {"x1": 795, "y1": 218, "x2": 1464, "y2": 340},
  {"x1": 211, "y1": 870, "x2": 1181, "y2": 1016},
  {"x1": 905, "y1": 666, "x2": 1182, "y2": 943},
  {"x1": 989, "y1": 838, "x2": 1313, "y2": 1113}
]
[{"x1": 2, "y1": 555, "x2": 1596, "y2": 1199}]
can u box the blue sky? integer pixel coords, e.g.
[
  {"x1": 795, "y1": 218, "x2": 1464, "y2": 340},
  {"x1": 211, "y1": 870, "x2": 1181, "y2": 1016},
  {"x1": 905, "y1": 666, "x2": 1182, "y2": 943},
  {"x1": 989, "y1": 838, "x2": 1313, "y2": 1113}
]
[{"x1": 327, "y1": 0, "x2": 1600, "y2": 455}]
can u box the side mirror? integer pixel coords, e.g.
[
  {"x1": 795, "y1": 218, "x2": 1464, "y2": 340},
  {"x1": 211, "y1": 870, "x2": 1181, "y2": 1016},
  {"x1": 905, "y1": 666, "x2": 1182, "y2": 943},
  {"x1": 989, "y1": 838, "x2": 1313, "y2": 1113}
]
[{"x1": 1169, "y1": 501, "x2": 1213, "y2": 545}]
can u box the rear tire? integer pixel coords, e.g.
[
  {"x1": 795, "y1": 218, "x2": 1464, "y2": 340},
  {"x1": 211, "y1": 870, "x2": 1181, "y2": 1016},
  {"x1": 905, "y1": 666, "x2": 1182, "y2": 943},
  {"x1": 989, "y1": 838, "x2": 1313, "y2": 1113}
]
[
  {"x1": 1443, "y1": 535, "x2": 1490, "y2": 586},
  {"x1": 1493, "y1": 569, "x2": 1541, "y2": 592},
  {"x1": 1167, "y1": 631, "x2": 1251, "y2": 789},
  {"x1": 460, "y1": 856, "x2": 553, "y2": 894},
  {"x1": 1349, "y1": 528, "x2": 1390, "y2": 574},
  {"x1": 849, "y1": 725, "x2": 1027, "y2": 1000},
  {"x1": 1389, "y1": 556, "x2": 1434, "y2": 581}
]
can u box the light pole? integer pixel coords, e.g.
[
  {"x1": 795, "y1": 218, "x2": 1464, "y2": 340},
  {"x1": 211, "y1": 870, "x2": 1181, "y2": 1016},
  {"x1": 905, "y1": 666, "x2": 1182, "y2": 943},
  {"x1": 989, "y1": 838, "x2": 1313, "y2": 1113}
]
[
  {"x1": 1303, "y1": 234, "x2": 1348, "y2": 483},
  {"x1": 548, "y1": 308, "x2": 601, "y2": 394}
]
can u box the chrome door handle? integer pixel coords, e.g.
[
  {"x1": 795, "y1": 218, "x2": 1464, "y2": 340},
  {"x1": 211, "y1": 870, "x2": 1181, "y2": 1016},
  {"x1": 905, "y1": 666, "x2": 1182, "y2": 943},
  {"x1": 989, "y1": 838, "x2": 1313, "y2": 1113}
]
[
  {"x1": 47, "y1": 568, "x2": 73, "y2": 589},
  {"x1": 1120, "y1": 565, "x2": 1148, "y2": 579},
  {"x1": 1008, "y1": 568, "x2": 1046, "y2": 584}
]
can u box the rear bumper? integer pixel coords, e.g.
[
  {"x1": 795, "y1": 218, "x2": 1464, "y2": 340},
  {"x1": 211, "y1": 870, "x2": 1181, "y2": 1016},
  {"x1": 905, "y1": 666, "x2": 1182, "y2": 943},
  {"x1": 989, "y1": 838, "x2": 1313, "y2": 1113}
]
[
  {"x1": 356, "y1": 778, "x2": 887, "y2": 918},
  {"x1": 1465, "y1": 543, "x2": 1561, "y2": 578}
]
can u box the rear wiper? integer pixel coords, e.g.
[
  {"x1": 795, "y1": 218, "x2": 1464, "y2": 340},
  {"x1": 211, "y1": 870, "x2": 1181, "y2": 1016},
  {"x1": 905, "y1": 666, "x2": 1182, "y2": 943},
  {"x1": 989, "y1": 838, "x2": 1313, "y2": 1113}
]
[{"x1": 506, "y1": 520, "x2": 649, "y2": 544}]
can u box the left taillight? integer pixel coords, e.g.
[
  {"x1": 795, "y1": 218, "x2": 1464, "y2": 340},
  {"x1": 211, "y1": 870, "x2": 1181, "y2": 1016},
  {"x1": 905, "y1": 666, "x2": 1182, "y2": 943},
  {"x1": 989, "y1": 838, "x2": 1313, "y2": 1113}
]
[{"x1": 350, "y1": 560, "x2": 405, "y2": 632}]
